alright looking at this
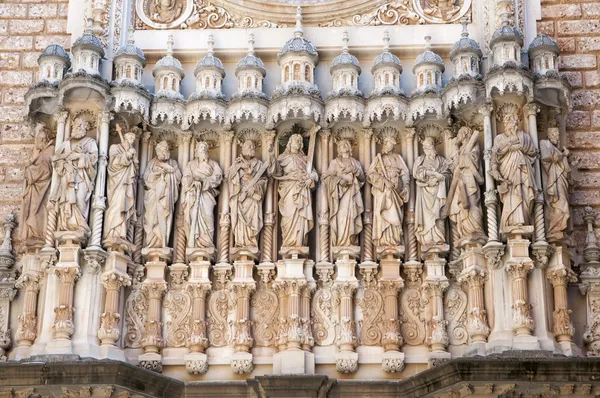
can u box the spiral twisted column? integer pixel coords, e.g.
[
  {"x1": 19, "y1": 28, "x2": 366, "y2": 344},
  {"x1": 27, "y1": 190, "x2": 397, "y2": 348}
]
[
  {"x1": 317, "y1": 129, "x2": 331, "y2": 264},
  {"x1": 217, "y1": 131, "x2": 234, "y2": 265},
  {"x1": 405, "y1": 128, "x2": 418, "y2": 262},
  {"x1": 260, "y1": 130, "x2": 276, "y2": 264},
  {"x1": 133, "y1": 131, "x2": 151, "y2": 264},
  {"x1": 88, "y1": 111, "x2": 112, "y2": 249},
  {"x1": 173, "y1": 133, "x2": 192, "y2": 264},
  {"x1": 361, "y1": 128, "x2": 374, "y2": 263}
]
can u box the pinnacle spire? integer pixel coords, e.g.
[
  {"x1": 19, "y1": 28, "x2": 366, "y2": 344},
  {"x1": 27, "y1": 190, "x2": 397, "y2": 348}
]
[
  {"x1": 424, "y1": 35, "x2": 432, "y2": 51},
  {"x1": 248, "y1": 33, "x2": 255, "y2": 56},
  {"x1": 208, "y1": 33, "x2": 215, "y2": 56},
  {"x1": 460, "y1": 18, "x2": 469, "y2": 38},
  {"x1": 85, "y1": 17, "x2": 94, "y2": 34},
  {"x1": 342, "y1": 30, "x2": 349, "y2": 54},
  {"x1": 383, "y1": 30, "x2": 390, "y2": 52},
  {"x1": 166, "y1": 34, "x2": 174, "y2": 57},
  {"x1": 128, "y1": 26, "x2": 135, "y2": 45},
  {"x1": 294, "y1": 6, "x2": 303, "y2": 38}
]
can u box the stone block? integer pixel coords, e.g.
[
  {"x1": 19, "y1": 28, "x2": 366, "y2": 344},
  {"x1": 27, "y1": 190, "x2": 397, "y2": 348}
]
[
  {"x1": 582, "y1": 3, "x2": 600, "y2": 18},
  {"x1": 0, "y1": 36, "x2": 33, "y2": 51},
  {"x1": 0, "y1": 4, "x2": 27, "y2": 19},
  {"x1": 0, "y1": 106, "x2": 25, "y2": 123},
  {"x1": 570, "y1": 150, "x2": 600, "y2": 170},
  {"x1": 2, "y1": 87, "x2": 28, "y2": 104},
  {"x1": 568, "y1": 132, "x2": 600, "y2": 149},
  {"x1": 22, "y1": 52, "x2": 39, "y2": 68},
  {"x1": 566, "y1": 110, "x2": 590, "y2": 129},
  {"x1": 562, "y1": 71, "x2": 582, "y2": 88},
  {"x1": 28, "y1": 4, "x2": 58, "y2": 18},
  {"x1": 58, "y1": 4, "x2": 68, "y2": 17},
  {"x1": 558, "y1": 54, "x2": 597, "y2": 70},
  {"x1": 0, "y1": 144, "x2": 33, "y2": 164},
  {"x1": 0, "y1": 123, "x2": 33, "y2": 142},
  {"x1": 558, "y1": 20, "x2": 600, "y2": 36},
  {"x1": 592, "y1": 110, "x2": 600, "y2": 128},
  {"x1": 273, "y1": 349, "x2": 315, "y2": 374},
  {"x1": 573, "y1": 89, "x2": 600, "y2": 108},
  {"x1": 541, "y1": 4, "x2": 581, "y2": 19},
  {"x1": 46, "y1": 19, "x2": 67, "y2": 34},
  {"x1": 0, "y1": 71, "x2": 33, "y2": 87},
  {"x1": 585, "y1": 71, "x2": 600, "y2": 88},
  {"x1": 0, "y1": 53, "x2": 20, "y2": 69},
  {"x1": 9, "y1": 20, "x2": 44, "y2": 34},
  {"x1": 536, "y1": 21, "x2": 554, "y2": 36},
  {"x1": 557, "y1": 38, "x2": 575, "y2": 53},
  {"x1": 579, "y1": 37, "x2": 600, "y2": 53},
  {"x1": 35, "y1": 35, "x2": 69, "y2": 51}
]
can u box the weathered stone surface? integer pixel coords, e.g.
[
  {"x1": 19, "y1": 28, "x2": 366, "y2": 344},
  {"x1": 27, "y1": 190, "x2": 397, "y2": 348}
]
[
  {"x1": 585, "y1": 71, "x2": 600, "y2": 88},
  {"x1": 536, "y1": 21, "x2": 555, "y2": 36},
  {"x1": 557, "y1": 20, "x2": 600, "y2": 36},
  {"x1": 0, "y1": 36, "x2": 33, "y2": 51},
  {"x1": 0, "y1": 4, "x2": 27, "y2": 19},
  {"x1": 22, "y1": 52, "x2": 39, "y2": 68},
  {"x1": 0, "y1": 71, "x2": 32, "y2": 87},
  {"x1": 0, "y1": 124, "x2": 33, "y2": 143},
  {"x1": 2, "y1": 87, "x2": 28, "y2": 104},
  {"x1": 572, "y1": 90, "x2": 600, "y2": 108},
  {"x1": 9, "y1": 20, "x2": 44, "y2": 34},
  {"x1": 46, "y1": 19, "x2": 67, "y2": 34},
  {"x1": 570, "y1": 190, "x2": 600, "y2": 206},
  {"x1": 562, "y1": 71, "x2": 582, "y2": 88},
  {"x1": 34, "y1": 35, "x2": 69, "y2": 51},
  {"x1": 566, "y1": 110, "x2": 590, "y2": 130},
  {"x1": 28, "y1": 4, "x2": 58, "y2": 19},
  {"x1": 541, "y1": 4, "x2": 582, "y2": 19},
  {"x1": 579, "y1": 37, "x2": 600, "y2": 52},
  {"x1": 592, "y1": 110, "x2": 600, "y2": 128},
  {"x1": 556, "y1": 38, "x2": 575, "y2": 53},
  {"x1": 0, "y1": 53, "x2": 19, "y2": 69},
  {"x1": 0, "y1": 144, "x2": 33, "y2": 164},
  {"x1": 0, "y1": 106, "x2": 25, "y2": 123},
  {"x1": 582, "y1": 3, "x2": 600, "y2": 17},
  {"x1": 558, "y1": 54, "x2": 597, "y2": 70},
  {"x1": 570, "y1": 150, "x2": 600, "y2": 169},
  {"x1": 0, "y1": 183, "x2": 24, "y2": 203}
]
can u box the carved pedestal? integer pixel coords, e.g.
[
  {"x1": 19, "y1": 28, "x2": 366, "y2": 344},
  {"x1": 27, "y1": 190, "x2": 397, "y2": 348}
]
[
  {"x1": 184, "y1": 249, "x2": 211, "y2": 374},
  {"x1": 458, "y1": 247, "x2": 490, "y2": 356},
  {"x1": 378, "y1": 255, "x2": 405, "y2": 373},
  {"x1": 547, "y1": 245, "x2": 580, "y2": 356},
  {"x1": 48, "y1": 240, "x2": 82, "y2": 355},
  {"x1": 13, "y1": 252, "x2": 42, "y2": 360},
  {"x1": 422, "y1": 249, "x2": 451, "y2": 367},
  {"x1": 98, "y1": 250, "x2": 131, "y2": 360},
  {"x1": 334, "y1": 251, "x2": 359, "y2": 374},
  {"x1": 505, "y1": 235, "x2": 540, "y2": 350},
  {"x1": 273, "y1": 254, "x2": 315, "y2": 375},
  {"x1": 230, "y1": 253, "x2": 256, "y2": 375},
  {"x1": 138, "y1": 248, "x2": 169, "y2": 373}
]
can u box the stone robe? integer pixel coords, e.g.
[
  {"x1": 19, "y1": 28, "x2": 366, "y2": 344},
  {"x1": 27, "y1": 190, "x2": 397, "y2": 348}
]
[
  {"x1": 272, "y1": 152, "x2": 318, "y2": 248},
  {"x1": 368, "y1": 153, "x2": 410, "y2": 248},
  {"x1": 181, "y1": 158, "x2": 223, "y2": 249},
  {"x1": 143, "y1": 157, "x2": 181, "y2": 248},
  {"x1": 323, "y1": 156, "x2": 365, "y2": 247},
  {"x1": 447, "y1": 135, "x2": 485, "y2": 241},
  {"x1": 227, "y1": 156, "x2": 267, "y2": 249},
  {"x1": 540, "y1": 139, "x2": 570, "y2": 243},
  {"x1": 491, "y1": 130, "x2": 537, "y2": 233},
  {"x1": 50, "y1": 136, "x2": 98, "y2": 235},
  {"x1": 103, "y1": 143, "x2": 139, "y2": 243},
  {"x1": 20, "y1": 141, "x2": 54, "y2": 245},
  {"x1": 413, "y1": 154, "x2": 451, "y2": 247}
]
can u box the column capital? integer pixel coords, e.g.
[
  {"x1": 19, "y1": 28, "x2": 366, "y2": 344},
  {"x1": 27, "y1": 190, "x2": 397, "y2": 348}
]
[
  {"x1": 220, "y1": 130, "x2": 235, "y2": 144},
  {"x1": 55, "y1": 111, "x2": 69, "y2": 124},
  {"x1": 524, "y1": 102, "x2": 540, "y2": 117},
  {"x1": 100, "y1": 111, "x2": 113, "y2": 124},
  {"x1": 100, "y1": 271, "x2": 132, "y2": 291},
  {"x1": 405, "y1": 127, "x2": 417, "y2": 140},
  {"x1": 479, "y1": 103, "x2": 494, "y2": 118},
  {"x1": 55, "y1": 266, "x2": 81, "y2": 284}
]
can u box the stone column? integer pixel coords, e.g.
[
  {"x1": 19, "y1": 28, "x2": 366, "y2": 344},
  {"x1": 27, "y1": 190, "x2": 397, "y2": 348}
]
[
  {"x1": 53, "y1": 266, "x2": 80, "y2": 341},
  {"x1": 334, "y1": 282, "x2": 359, "y2": 373},
  {"x1": 231, "y1": 283, "x2": 256, "y2": 374},
  {"x1": 361, "y1": 128, "x2": 375, "y2": 265},
  {"x1": 260, "y1": 130, "x2": 277, "y2": 266},
  {"x1": 133, "y1": 131, "x2": 151, "y2": 265},
  {"x1": 547, "y1": 265, "x2": 576, "y2": 342},
  {"x1": 173, "y1": 133, "x2": 192, "y2": 265},
  {"x1": 379, "y1": 279, "x2": 405, "y2": 373},
  {"x1": 300, "y1": 277, "x2": 315, "y2": 352},
  {"x1": 98, "y1": 271, "x2": 131, "y2": 348},
  {"x1": 404, "y1": 128, "x2": 418, "y2": 264},
  {"x1": 480, "y1": 104, "x2": 504, "y2": 265},
  {"x1": 88, "y1": 111, "x2": 112, "y2": 252},
  {"x1": 216, "y1": 131, "x2": 235, "y2": 267},
  {"x1": 14, "y1": 273, "x2": 41, "y2": 350},
  {"x1": 317, "y1": 129, "x2": 331, "y2": 265}
]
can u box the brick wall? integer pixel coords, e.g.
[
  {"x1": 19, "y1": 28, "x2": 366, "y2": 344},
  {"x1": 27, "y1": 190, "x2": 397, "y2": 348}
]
[
  {"x1": 538, "y1": 0, "x2": 600, "y2": 245},
  {"x1": 0, "y1": 1, "x2": 70, "y2": 244}
]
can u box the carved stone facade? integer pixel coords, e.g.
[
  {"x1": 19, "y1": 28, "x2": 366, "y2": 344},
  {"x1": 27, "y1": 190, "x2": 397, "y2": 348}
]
[{"x1": 0, "y1": 0, "x2": 599, "y2": 393}]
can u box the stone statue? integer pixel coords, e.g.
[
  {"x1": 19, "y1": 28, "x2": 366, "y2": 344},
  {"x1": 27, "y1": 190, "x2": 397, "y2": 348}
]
[
  {"x1": 226, "y1": 139, "x2": 268, "y2": 250},
  {"x1": 368, "y1": 135, "x2": 410, "y2": 249},
  {"x1": 540, "y1": 127, "x2": 572, "y2": 244},
  {"x1": 143, "y1": 140, "x2": 182, "y2": 249},
  {"x1": 322, "y1": 139, "x2": 365, "y2": 248},
  {"x1": 490, "y1": 113, "x2": 537, "y2": 234},
  {"x1": 181, "y1": 141, "x2": 223, "y2": 251},
  {"x1": 271, "y1": 134, "x2": 318, "y2": 249},
  {"x1": 413, "y1": 136, "x2": 451, "y2": 249},
  {"x1": 20, "y1": 123, "x2": 54, "y2": 247},
  {"x1": 103, "y1": 126, "x2": 139, "y2": 248},
  {"x1": 447, "y1": 127, "x2": 486, "y2": 245},
  {"x1": 150, "y1": 0, "x2": 184, "y2": 24},
  {"x1": 49, "y1": 117, "x2": 98, "y2": 239}
]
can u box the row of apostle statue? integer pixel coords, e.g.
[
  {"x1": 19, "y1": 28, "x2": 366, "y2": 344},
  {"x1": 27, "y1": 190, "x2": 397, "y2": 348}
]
[{"x1": 19, "y1": 108, "x2": 572, "y2": 265}]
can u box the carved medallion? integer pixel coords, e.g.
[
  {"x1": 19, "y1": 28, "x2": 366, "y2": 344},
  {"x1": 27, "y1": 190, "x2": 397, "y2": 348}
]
[
  {"x1": 413, "y1": 0, "x2": 471, "y2": 24},
  {"x1": 136, "y1": 0, "x2": 193, "y2": 29}
]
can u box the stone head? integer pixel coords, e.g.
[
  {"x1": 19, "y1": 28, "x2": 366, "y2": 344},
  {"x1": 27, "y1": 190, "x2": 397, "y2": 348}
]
[
  {"x1": 457, "y1": 126, "x2": 472, "y2": 145},
  {"x1": 337, "y1": 139, "x2": 352, "y2": 158},
  {"x1": 547, "y1": 127, "x2": 560, "y2": 146},
  {"x1": 502, "y1": 114, "x2": 518, "y2": 136},
  {"x1": 423, "y1": 136, "x2": 437, "y2": 158},
  {"x1": 124, "y1": 132, "x2": 136, "y2": 146},
  {"x1": 156, "y1": 140, "x2": 170, "y2": 161},
  {"x1": 242, "y1": 140, "x2": 256, "y2": 159},
  {"x1": 286, "y1": 134, "x2": 304, "y2": 154},
  {"x1": 196, "y1": 141, "x2": 209, "y2": 162},
  {"x1": 382, "y1": 136, "x2": 396, "y2": 154},
  {"x1": 72, "y1": 118, "x2": 89, "y2": 139},
  {"x1": 34, "y1": 123, "x2": 50, "y2": 149}
]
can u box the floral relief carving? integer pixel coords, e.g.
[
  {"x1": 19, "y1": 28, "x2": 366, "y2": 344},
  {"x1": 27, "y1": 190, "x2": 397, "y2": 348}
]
[
  {"x1": 400, "y1": 287, "x2": 426, "y2": 346},
  {"x1": 443, "y1": 284, "x2": 468, "y2": 346},
  {"x1": 357, "y1": 287, "x2": 384, "y2": 346},
  {"x1": 251, "y1": 277, "x2": 279, "y2": 347}
]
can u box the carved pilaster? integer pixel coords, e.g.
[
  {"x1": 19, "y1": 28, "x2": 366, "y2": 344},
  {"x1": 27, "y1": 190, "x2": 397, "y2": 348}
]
[
  {"x1": 53, "y1": 266, "x2": 80, "y2": 339},
  {"x1": 506, "y1": 261, "x2": 535, "y2": 336},
  {"x1": 98, "y1": 271, "x2": 131, "y2": 346},
  {"x1": 140, "y1": 281, "x2": 167, "y2": 354},
  {"x1": 547, "y1": 268, "x2": 577, "y2": 343},
  {"x1": 458, "y1": 268, "x2": 490, "y2": 343}
]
